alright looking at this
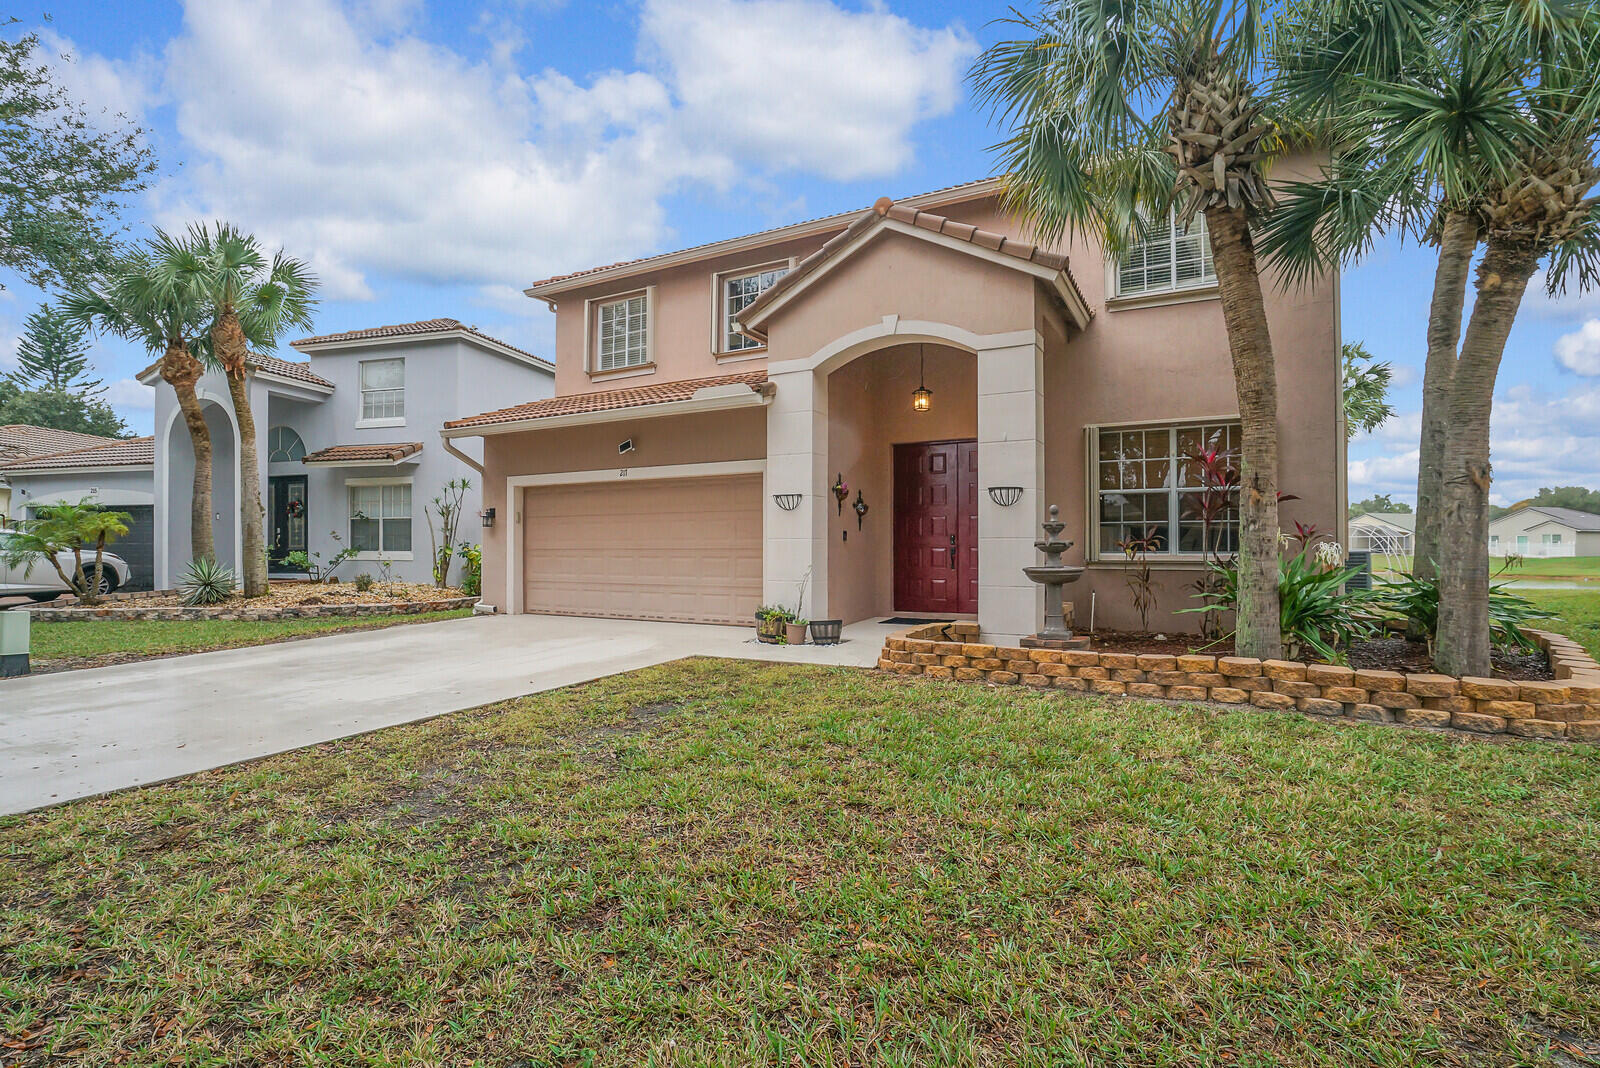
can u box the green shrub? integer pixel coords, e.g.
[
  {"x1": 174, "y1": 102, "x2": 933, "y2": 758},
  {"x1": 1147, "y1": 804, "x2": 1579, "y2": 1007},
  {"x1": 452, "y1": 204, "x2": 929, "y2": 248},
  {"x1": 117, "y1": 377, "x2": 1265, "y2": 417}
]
[
  {"x1": 179, "y1": 557, "x2": 235, "y2": 606},
  {"x1": 354, "y1": 573, "x2": 375, "y2": 593},
  {"x1": 1188, "y1": 546, "x2": 1379, "y2": 662},
  {"x1": 1374, "y1": 573, "x2": 1555, "y2": 651},
  {"x1": 458, "y1": 542, "x2": 482, "y2": 597}
]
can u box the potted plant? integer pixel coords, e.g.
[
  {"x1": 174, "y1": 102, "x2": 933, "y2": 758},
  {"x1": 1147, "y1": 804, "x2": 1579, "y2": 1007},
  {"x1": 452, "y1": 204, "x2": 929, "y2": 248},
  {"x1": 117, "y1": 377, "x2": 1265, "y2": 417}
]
[
  {"x1": 809, "y1": 619, "x2": 843, "y2": 645},
  {"x1": 785, "y1": 617, "x2": 809, "y2": 646},
  {"x1": 755, "y1": 605, "x2": 790, "y2": 643}
]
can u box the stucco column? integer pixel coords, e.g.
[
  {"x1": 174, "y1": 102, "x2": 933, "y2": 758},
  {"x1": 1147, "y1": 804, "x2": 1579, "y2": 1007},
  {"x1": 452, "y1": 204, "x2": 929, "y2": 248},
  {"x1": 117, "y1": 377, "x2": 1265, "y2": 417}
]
[
  {"x1": 977, "y1": 335, "x2": 1045, "y2": 644},
  {"x1": 764, "y1": 364, "x2": 829, "y2": 619}
]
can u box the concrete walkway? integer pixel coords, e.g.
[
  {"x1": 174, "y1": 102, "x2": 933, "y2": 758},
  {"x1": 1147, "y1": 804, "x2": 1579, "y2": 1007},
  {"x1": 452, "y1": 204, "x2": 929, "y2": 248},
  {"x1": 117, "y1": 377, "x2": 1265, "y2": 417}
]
[{"x1": 0, "y1": 614, "x2": 894, "y2": 816}]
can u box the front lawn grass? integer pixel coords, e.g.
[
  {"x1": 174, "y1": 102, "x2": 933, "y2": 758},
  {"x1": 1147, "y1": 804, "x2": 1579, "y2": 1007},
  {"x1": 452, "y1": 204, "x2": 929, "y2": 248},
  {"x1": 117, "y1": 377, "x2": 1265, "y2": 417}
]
[
  {"x1": 23, "y1": 608, "x2": 473, "y2": 668},
  {"x1": 1524, "y1": 589, "x2": 1600, "y2": 660},
  {"x1": 3, "y1": 659, "x2": 1597, "y2": 1065}
]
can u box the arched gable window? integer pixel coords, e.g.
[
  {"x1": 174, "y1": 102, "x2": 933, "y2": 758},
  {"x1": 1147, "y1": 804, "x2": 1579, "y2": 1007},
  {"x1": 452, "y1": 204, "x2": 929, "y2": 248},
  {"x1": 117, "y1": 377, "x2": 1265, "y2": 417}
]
[{"x1": 268, "y1": 426, "x2": 307, "y2": 463}]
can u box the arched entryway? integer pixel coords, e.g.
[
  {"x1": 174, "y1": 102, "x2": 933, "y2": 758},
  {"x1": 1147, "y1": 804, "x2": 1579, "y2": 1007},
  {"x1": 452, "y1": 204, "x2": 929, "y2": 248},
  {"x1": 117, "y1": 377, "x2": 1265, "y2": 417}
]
[
  {"x1": 825, "y1": 342, "x2": 977, "y2": 624},
  {"x1": 159, "y1": 392, "x2": 240, "y2": 583}
]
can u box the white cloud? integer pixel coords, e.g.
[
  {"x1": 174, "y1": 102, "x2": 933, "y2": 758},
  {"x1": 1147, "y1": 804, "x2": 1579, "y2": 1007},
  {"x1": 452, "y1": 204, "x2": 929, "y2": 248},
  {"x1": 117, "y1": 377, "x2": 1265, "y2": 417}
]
[
  {"x1": 639, "y1": 0, "x2": 975, "y2": 181},
  {"x1": 1527, "y1": 267, "x2": 1600, "y2": 319},
  {"x1": 105, "y1": 377, "x2": 155, "y2": 411},
  {"x1": 1554, "y1": 318, "x2": 1600, "y2": 376},
  {"x1": 80, "y1": 0, "x2": 973, "y2": 304}
]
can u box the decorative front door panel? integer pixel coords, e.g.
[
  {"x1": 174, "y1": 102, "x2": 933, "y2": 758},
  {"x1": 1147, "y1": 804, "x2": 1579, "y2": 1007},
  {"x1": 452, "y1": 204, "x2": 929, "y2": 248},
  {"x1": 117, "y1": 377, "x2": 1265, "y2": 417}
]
[
  {"x1": 268, "y1": 475, "x2": 308, "y2": 568},
  {"x1": 893, "y1": 440, "x2": 978, "y2": 615}
]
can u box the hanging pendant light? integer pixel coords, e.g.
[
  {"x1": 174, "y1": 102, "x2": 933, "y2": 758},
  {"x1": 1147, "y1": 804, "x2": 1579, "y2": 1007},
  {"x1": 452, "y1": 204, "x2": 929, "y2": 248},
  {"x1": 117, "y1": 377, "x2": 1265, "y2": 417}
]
[{"x1": 912, "y1": 343, "x2": 933, "y2": 413}]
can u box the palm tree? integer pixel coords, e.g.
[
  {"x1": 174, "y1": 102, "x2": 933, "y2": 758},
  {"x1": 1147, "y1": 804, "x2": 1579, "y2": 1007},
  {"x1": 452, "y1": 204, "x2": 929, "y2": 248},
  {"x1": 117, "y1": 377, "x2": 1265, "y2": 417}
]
[
  {"x1": 182, "y1": 223, "x2": 318, "y2": 597},
  {"x1": 972, "y1": 0, "x2": 1286, "y2": 657},
  {"x1": 1, "y1": 498, "x2": 132, "y2": 605},
  {"x1": 1261, "y1": 0, "x2": 1600, "y2": 674},
  {"x1": 62, "y1": 232, "x2": 218, "y2": 562}
]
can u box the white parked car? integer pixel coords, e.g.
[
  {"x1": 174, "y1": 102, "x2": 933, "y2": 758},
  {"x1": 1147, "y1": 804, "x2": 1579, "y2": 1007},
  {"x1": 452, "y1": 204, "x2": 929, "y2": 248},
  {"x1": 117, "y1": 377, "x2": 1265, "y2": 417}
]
[{"x1": 0, "y1": 528, "x2": 131, "y2": 601}]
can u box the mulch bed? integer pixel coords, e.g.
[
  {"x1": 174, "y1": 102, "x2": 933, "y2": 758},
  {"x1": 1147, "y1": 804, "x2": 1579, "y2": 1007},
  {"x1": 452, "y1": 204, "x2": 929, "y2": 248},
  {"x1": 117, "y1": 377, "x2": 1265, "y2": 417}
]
[
  {"x1": 1086, "y1": 630, "x2": 1555, "y2": 681},
  {"x1": 131, "y1": 579, "x2": 464, "y2": 610}
]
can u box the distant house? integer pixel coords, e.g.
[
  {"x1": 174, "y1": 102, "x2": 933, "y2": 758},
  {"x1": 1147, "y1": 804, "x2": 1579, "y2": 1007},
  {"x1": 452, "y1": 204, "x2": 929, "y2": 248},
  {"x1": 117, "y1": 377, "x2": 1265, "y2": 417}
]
[
  {"x1": 1348, "y1": 511, "x2": 1414, "y2": 555},
  {"x1": 0, "y1": 429, "x2": 157, "y2": 589},
  {"x1": 1488, "y1": 506, "x2": 1600, "y2": 558}
]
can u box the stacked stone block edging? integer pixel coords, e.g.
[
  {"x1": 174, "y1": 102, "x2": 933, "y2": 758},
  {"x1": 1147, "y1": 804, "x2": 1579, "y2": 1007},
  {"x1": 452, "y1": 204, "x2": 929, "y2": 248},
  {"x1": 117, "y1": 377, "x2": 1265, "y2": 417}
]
[
  {"x1": 27, "y1": 595, "x2": 478, "y2": 623},
  {"x1": 877, "y1": 622, "x2": 1600, "y2": 744}
]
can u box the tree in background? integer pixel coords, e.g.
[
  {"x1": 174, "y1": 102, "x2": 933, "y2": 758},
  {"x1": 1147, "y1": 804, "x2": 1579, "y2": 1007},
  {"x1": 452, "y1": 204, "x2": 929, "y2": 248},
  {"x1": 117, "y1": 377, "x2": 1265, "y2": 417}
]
[
  {"x1": 1349, "y1": 494, "x2": 1411, "y2": 518},
  {"x1": 184, "y1": 223, "x2": 317, "y2": 597},
  {"x1": 1496, "y1": 486, "x2": 1600, "y2": 518},
  {"x1": 0, "y1": 380, "x2": 125, "y2": 436},
  {"x1": 1340, "y1": 341, "x2": 1393, "y2": 439},
  {"x1": 8, "y1": 306, "x2": 100, "y2": 393},
  {"x1": 0, "y1": 18, "x2": 155, "y2": 290},
  {"x1": 973, "y1": 0, "x2": 1287, "y2": 658},
  {"x1": 63, "y1": 232, "x2": 216, "y2": 560},
  {"x1": 0, "y1": 304, "x2": 128, "y2": 436}
]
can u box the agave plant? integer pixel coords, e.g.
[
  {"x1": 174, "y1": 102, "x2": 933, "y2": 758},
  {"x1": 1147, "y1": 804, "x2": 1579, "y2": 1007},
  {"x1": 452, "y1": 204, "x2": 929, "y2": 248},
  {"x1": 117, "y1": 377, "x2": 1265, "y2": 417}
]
[{"x1": 179, "y1": 557, "x2": 236, "y2": 606}]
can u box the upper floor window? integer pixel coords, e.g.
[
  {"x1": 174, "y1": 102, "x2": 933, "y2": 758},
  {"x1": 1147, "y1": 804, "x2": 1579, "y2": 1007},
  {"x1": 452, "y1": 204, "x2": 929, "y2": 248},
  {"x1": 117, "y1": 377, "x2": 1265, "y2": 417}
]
[
  {"x1": 360, "y1": 358, "x2": 405, "y2": 423},
  {"x1": 1116, "y1": 209, "x2": 1215, "y2": 297},
  {"x1": 597, "y1": 293, "x2": 650, "y2": 371},
  {"x1": 1094, "y1": 420, "x2": 1240, "y2": 557},
  {"x1": 721, "y1": 265, "x2": 789, "y2": 353},
  {"x1": 267, "y1": 425, "x2": 306, "y2": 463}
]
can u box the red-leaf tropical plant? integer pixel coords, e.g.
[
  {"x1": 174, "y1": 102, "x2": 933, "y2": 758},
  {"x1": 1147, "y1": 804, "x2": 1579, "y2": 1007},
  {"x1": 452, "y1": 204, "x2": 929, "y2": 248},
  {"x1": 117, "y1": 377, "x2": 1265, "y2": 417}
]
[
  {"x1": 971, "y1": 0, "x2": 1290, "y2": 658},
  {"x1": 1115, "y1": 525, "x2": 1164, "y2": 632}
]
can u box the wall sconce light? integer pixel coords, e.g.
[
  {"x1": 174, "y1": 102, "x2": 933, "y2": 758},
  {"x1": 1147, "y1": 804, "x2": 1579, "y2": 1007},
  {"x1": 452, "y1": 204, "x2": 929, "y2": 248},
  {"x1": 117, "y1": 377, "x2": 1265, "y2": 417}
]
[
  {"x1": 773, "y1": 493, "x2": 802, "y2": 511},
  {"x1": 852, "y1": 490, "x2": 869, "y2": 530},
  {"x1": 911, "y1": 342, "x2": 932, "y2": 413},
  {"x1": 832, "y1": 474, "x2": 849, "y2": 515},
  {"x1": 480, "y1": 507, "x2": 496, "y2": 528},
  {"x1": 988, "y1": 486, "x2": 1024, "y2": 507}
]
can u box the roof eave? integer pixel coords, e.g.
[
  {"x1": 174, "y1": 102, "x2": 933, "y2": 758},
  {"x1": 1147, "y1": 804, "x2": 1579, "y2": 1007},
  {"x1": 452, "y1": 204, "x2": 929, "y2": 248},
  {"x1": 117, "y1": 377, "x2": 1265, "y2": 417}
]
[
  {"x1": 292, "y1": 330, "x2": 554, "y2": 375},
  {"x1": 524, "y1": 178, "x2": 1004, "y2": 300},
  {"x1": 442, "y1": 385, "x2": 772, "y2": 439}
]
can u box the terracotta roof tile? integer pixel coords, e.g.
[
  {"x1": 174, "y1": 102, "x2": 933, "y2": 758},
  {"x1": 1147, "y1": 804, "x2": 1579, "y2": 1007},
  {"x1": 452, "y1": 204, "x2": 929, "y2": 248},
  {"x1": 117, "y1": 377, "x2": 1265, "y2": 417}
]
[
  {"x1": 134, "y1": 351, "x2": 335, "y2": 389},
  {"x1": 445, "y1": 372, "x2": 769, "y2": 431},
  {"x1": 0, "y1": 425, "x2": 123, "y2": 461},
  {"x1": 294, "y1": 318, "x2": 552, "y2": 369},
  {"x1": 1, "y1": 435, "x2": 154, "y2": 472},
  {"x1": 302, "y1": 442, "x2": 424, "y2": 465}
]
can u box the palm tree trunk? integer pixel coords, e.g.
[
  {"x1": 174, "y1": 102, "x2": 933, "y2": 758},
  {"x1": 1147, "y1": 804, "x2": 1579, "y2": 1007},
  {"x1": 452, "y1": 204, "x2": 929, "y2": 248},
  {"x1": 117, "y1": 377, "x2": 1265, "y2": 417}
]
[
  {"x1": 1205, "y1": 204, "x2": 1282, "y2": 660},
  {"x1": 1413, "y1": 212, "x2": 1479, "y2": 584},
  {"x1": 1433, "y1": 240, "x2": 1539, "y2": 678},
  {"x1": 214, "y1": 314, "x2": 268, "y2": 597},
  {"x1": 160, "y1": 342, "x2": 216, "y2": 563}
]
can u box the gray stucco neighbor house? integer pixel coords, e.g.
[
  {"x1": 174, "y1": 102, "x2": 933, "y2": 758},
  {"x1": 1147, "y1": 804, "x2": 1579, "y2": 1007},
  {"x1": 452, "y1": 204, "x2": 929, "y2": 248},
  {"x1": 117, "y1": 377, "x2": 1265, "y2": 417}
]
[{"x1": 140, "y1": 318, "x2": 554, "y2": 589}]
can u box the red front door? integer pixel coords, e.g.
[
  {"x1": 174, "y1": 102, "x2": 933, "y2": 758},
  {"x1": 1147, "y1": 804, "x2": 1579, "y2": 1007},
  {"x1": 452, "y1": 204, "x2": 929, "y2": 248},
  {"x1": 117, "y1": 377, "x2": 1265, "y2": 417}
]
[{"x1": 893, "y1": 440, "x2": 978, "y2": 614}]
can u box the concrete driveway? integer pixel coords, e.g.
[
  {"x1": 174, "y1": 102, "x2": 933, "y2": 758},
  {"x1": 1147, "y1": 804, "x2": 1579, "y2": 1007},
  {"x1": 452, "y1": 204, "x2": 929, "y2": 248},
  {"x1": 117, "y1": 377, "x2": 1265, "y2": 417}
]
[{"x1": 0, "y1": 613, "x2": 893, "y2": 816}]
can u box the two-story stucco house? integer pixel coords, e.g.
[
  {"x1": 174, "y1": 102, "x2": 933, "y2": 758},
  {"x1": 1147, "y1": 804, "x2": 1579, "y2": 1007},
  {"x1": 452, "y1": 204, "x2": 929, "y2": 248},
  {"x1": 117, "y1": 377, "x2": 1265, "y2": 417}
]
[
  {"x1": 443, "y1": 172, "x2": 1343, "y2": 642},
  {"x1": 142, "y1": 318, "x2": 554, "y2": 589}
]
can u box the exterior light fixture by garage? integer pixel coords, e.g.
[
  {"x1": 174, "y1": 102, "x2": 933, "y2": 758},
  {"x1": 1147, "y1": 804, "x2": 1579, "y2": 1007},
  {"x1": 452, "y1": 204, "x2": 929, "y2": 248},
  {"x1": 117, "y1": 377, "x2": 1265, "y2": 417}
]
[
  {"x1": 988, "y1": 486, "x2": 1024, "y2": 507},
  {"x1": 480, "y1": 507, "x2": 496, "y2": 528},
  {"x1": 832, "y1": 474, "x2": 849, "y2": 515},
  {"x1": 911, "y1": 343, "x2": 932, "y2": 413},
  {"x1": 853, "y1": 490, "x2": 869, "y2": 530},
  {"x1": 773, "y1": 493, "x2": 803, "y2": 511}
]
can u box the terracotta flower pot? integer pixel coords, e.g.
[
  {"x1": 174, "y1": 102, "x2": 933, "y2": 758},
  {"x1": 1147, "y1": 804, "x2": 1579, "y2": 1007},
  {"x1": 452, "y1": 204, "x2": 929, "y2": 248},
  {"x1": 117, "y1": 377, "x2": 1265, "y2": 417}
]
[{"x1": 785, "y1": 622, "x2": 808, "y2": 646}]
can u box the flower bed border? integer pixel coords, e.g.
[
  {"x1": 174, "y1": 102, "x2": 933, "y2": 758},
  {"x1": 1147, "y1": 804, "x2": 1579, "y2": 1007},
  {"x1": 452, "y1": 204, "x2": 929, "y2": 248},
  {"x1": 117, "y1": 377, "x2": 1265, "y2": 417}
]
[
  {"x1": 878, "y1": 622, "x2": 1600, "y2": 743},
  {"x1": 25, "y1": 594, "x2": 478, "y2": 623}
]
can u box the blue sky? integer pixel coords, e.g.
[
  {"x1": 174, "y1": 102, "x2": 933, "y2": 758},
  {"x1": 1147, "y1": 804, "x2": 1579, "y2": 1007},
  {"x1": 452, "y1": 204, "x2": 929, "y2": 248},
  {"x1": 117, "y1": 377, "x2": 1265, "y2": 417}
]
[{"x1": 3, "y1": 0, "x2": 1597, "y2": 507}]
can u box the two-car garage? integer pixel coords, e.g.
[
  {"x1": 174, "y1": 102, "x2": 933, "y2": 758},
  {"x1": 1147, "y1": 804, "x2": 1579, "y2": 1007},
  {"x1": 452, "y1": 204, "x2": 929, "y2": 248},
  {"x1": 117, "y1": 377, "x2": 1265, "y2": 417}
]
[{"x1": 520, "y1": 472, "x2": 763, "y2": 626}]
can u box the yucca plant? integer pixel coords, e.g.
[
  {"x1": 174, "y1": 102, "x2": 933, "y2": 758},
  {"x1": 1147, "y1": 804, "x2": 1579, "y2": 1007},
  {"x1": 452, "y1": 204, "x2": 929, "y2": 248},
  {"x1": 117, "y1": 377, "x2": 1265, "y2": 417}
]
[
  {"x1": 1374, "y1": 574, "x2": 1554, "y2": 654},
  {"x1": 179, "y1": 557, "x2": 236, "y2": 606}
]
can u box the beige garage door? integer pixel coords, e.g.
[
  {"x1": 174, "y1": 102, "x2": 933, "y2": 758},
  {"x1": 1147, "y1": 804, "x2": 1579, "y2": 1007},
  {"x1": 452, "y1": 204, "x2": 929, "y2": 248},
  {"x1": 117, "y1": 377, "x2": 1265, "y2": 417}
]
[{"x1": 522, "y1": 474, "x2": 762, "y2": 625}]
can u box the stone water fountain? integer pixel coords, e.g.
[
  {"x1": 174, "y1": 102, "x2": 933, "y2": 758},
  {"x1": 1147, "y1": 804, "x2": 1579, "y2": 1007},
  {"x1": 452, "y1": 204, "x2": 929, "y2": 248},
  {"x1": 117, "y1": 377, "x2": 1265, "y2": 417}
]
[{"x1": 1021, "y1": 504, "x2": 1087, "y2": 650}]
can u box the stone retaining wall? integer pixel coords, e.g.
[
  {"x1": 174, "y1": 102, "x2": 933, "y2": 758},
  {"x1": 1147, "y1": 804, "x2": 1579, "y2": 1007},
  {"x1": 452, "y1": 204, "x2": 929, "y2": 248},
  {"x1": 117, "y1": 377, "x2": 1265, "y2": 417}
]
[
  {"x1": 878, "y1": 622, "x2": 1600, "y2": 743},
  {"x1": 26, "y1": 595, "x2": 478, "y2": 623}
]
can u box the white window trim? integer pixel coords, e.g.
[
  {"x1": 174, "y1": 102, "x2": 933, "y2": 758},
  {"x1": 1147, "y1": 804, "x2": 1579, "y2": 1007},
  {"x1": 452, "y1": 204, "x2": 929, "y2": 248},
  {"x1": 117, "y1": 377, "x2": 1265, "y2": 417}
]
[
  {"x1": 1103, "y1": 208, "x2": 1220, "y2": 310},
  {"x1": 710, "y1": 258, "x2": 795, "y2": 359},
  {"x1": 584, "y1": 286, "x2": 656, "y2": 378},
  {"x1": 345, "y1": 475, "x2": 414, "y2": 561},
  {"x1": 1082, "y1": 415, "x2": 1242, "y2": 565},
  {"x1": 358, "y1": 357, "x2": 406, "y2": 427}
]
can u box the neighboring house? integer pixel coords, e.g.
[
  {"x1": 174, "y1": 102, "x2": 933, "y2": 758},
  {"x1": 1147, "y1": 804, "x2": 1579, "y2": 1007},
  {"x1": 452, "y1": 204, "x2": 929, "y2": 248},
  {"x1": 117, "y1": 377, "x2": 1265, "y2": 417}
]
[
  {"x1": 141, "y1": 318, "x2": 554, "y2": 588},
  {"x1": 0, "y1": 434, "x2": 157, "y2": 589},
  {"x1": 443, "y1": 169, "x2": 1342, "y2": 640},
  {"x1": 1348, "y1": 512, "x2": 1414, "y2": 555},
  {"x1": 1, "y1": 425, "x2": 132, "y2": 523},
  {"x1": 1488, "y1": 506, "x2": 1600, "y2": 558}
]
